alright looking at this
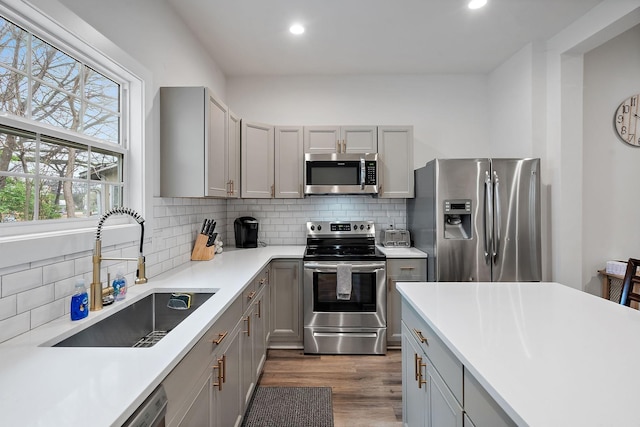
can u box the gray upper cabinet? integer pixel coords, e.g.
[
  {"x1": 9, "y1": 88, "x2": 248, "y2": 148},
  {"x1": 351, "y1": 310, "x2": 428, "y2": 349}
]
[
  {"x1": 241, "y1": 121, "x2": 274, "y2": 198},
  {"x1": 227, "y1": 110, "x2": 241, "y2": 198},
  {"x1": 275, "y1": 126, "x2": 304, "y2": 198},
  {"x1": 377, "y1": 126, "x2": 414, "y2": 198},
  {"x1": 160, "y1": 86, "x2": 238, "y2": 198},
  {"x1": 304, "y1": 125, "x2": 377, "y2": 153}
]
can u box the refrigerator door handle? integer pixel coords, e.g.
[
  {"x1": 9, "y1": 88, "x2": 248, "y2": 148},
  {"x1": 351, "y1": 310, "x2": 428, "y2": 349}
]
[
  {"x1": 483, "y1": 170, "x2": 493, "y2": 264},
  {"x1": 493, "y1": 171, "x2": 501, "y2": 264}
]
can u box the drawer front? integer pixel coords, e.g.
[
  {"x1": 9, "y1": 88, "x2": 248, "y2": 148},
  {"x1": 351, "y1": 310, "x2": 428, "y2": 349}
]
[
  {"x1": 242, "y1": 281, "x2": 258, "y2": 313},
  {"x1": 463, "y1": 368, "x2": 516, "y2": 427},
  {"x1": 387, "y1": 258, "x2": 427, "y2": 280},
  {"x1": 255, "y1": 266, "x2": 270, "y2": 294},
  {"x1": 210, "y1": 296, "x2": 242, "y2": 348},
  {"x1": 402, "y1": 301, "x2": 463, "y2": 404}
]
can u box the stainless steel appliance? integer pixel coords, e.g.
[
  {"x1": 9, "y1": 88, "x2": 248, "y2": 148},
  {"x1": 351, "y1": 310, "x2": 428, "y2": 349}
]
[
  {"x1": 234, "y1": 216, "x2": 258, "y2": 248},
  {"x1": 407, "y1": 158, "x2": 541, "y2": 282},
  {"x1": 304, "y1": 153, "x2": 378, "y2": 195},
  {"x1": 123, "y1": 385, "x2": 167, "y2": 427},
  {"x1": 303, "y1": 220, "x2": 387, "y2": 354}
]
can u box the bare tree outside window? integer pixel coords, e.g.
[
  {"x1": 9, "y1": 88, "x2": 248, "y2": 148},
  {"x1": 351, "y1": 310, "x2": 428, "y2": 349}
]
[{"x1": 0, "y1": 16, "x2": 123, "y2": 223}]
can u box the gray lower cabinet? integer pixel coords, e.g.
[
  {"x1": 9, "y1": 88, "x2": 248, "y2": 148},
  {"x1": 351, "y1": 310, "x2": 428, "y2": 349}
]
[
  {"x1": 387, "y1": 258, "x2": 427, "y2": 346},
  {"x1": 401, "y1": 301, "x2": 515, "y2": 427},
  {"x1": 164, "y1": 265, "x2": 271, "y2": 427},
  {"x1": 269, "y1": 260, "x2": 303, "y2": 348}
]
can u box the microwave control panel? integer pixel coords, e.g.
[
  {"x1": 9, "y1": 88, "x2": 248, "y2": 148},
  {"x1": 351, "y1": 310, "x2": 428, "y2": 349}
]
[{"x1": 365, "y1": 161, "x2": 377, "y2": 185}]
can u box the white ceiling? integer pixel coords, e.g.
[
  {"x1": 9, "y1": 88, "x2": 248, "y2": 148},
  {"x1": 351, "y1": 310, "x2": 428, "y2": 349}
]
[{"x1": 167, "y1": 0, "x2": 603, "y2": 76}]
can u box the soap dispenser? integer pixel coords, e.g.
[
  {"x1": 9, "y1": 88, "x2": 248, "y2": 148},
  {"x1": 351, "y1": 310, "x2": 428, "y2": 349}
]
[
  {"x1": 70, "y1": 279, "x2": 89, "y2": 320},
  {"x1": 112, "y1": 271, "x2": 127, "y2": 301}
]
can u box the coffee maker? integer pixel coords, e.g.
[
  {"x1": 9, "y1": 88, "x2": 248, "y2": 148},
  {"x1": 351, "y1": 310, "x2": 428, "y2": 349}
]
[{"x1": 234, "y1": 216, "x2": 259, "y2": 248}]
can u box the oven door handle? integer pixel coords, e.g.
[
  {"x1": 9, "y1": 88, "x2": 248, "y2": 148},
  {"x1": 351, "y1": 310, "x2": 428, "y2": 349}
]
[{"x1": 303, "y1": 262, "x2": 386, "y2": 271}]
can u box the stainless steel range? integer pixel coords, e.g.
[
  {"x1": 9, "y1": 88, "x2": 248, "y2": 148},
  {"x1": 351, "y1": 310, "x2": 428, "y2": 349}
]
[{"x1": 303, "y1": 220, "x2": 387, "y2": 355}]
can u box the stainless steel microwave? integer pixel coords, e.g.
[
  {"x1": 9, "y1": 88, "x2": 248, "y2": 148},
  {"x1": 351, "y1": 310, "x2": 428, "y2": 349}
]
[{"x1": 304, "y1": 153, "x2": 378, "y2": 195}]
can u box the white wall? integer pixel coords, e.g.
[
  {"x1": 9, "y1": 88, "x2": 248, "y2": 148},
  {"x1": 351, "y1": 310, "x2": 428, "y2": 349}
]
[
  {"x1": 545, "y1": 1, "x2": 640, "y2": 290},
  {"x1": 227, "y1": 74, "x2": 491, "y2": 169},
  {"x1": 582, "y1": 24, "x2": 640, "y2": 295}
]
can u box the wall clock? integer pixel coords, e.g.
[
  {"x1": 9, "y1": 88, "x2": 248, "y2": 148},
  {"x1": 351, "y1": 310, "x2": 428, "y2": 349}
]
[{"x1": 614, "y1": 94, "x2": 640, "y2": 146}]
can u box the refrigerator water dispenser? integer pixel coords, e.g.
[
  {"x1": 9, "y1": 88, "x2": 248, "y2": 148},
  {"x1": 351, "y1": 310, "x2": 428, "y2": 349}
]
[{"x1": 444, "y1": 199, "x2": 471, "y2": 239}]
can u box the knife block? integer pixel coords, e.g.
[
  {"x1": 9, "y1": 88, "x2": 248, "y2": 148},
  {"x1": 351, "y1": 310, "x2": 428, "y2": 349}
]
[{"x1": 191, "y1": 234, "x2": 215, "y2": 261}]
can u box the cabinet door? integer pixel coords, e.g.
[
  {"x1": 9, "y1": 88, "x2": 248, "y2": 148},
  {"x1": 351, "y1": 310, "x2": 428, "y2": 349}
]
[
  {"x1": 428, "y1": 363, "x2": 463, "y2": 427},
  {"x1": 377, "y1": 126, "x2": 414, "y2": 198},
  {"x1": 269, "y1": 260, "x2": 303, "y2": 346},
  {"x1": 304, "y1": 126, "x2": 340, "y2": 153},
  {"x1": 402, "y1": 322, "x2": 427, "y2": 427},
  {"x1": 242, "y1": 121, "x2": 274, "y2": 198},
  {"x1": 177, "y1": 371, "x2": 212, "y2": 427},
  {"x1": 160, "y1": 86, "x2": 207, "y2": 197},
  {"x1": 275, "y1": 126, "x2": 303, "y2": 198},
  {"x1": 342, "y1": 125, "x2": 377, "y2": 153},
  {"x1": 213, "y1": 323, "x2": 242, "y2": 427},
  {"x1": 228, "y1": 110, "x2": 241, "y2": 198},
  {"x1": 387, "y1": 258, "x2": 427, "y2": 346},
  {"x1": 251, "y1": 289, "x2": 267, "y2": 378},
  {"x1": 206, "y1": 91, "x2": 229, "y2": 197},
  {"x1": 240, "y1": 305, "x2": 256, "y2": 411}
]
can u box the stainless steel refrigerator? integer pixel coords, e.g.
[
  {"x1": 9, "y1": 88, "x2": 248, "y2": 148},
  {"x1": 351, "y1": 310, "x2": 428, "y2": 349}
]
[{"x1": 407, "y1": 158, "x2": 541, "y2": 282}]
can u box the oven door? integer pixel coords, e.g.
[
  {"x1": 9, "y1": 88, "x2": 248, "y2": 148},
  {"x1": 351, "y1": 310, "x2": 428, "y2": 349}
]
[{"x1": 303, "y1": 260, "x2": 386, "y2": 328}]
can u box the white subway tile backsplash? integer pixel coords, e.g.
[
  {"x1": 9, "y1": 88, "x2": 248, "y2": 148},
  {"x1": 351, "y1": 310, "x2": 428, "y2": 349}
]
[
  {"x1": 0, "y1": 195, "x2": 405, "y2": 343},
  {"x1": 17, "y1": 284, "x2": 55, "y2": 313},
  {"x1": 0, "y1": 295, "x2": 17, "y2": 321},
  {"x1": 43, "y1": 260, "x2": 75, "y2": 283},
  {"x1": 31, "y1": 299, "x2": 65, "y2": 329},
  {"x1": 2, "y1": 268, "x2": 43, "y2": 297},
  {"x1": 0, "y1": 312, "x2": 30, "y2": 342}
]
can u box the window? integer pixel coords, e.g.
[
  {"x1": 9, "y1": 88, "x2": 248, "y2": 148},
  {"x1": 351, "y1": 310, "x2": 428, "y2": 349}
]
[{"x1": 0, "y1": 15, "x2": 125, "y2": 224}]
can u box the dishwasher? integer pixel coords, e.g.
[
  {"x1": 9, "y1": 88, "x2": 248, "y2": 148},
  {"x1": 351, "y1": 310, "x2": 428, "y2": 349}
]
[{"x1": 123, "y1": 385, "x2": 168, "y2": 427}]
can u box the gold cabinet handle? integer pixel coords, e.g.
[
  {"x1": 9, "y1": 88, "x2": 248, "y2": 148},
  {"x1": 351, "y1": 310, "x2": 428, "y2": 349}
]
[
  {"x1": 212, "y1": 358, "x2": 223, "y2": 391},
  {"x1": 212, "y1": 331, "x2": 228, "y2": 345},
  {"x1": 400, "y1": 266, "x2": 416, "y2": 270},
  {"x1": 271, "y1": 184, "x2": 275, "y2": 197},
  {"x1": 255, "y1": 299, "x2": 261, "y2": 318},
  {"x1": 413, "y1": 328, "x2": 428, "y2": 344},
  {"x1": 342, "y1": 140, "x2": 346, "y2": 152},
  {"x1": 221, "y1": 354, "x2": 226, "y2": 383},
  {"x1": 247, "y1": 290, "x2": 256, "y2": 300},
  {"x1": 414, "y1": 353, "x2": 420, "y2": 381},
  {"x1": 231, "y1": 180, "x2": 234, "y2": 196},
  {"x1": 244, "y1": 315, "x2": 251, "y2": 336},
  {"x1": 417, "y1": 356, "x2": 427, "y2": 388}
]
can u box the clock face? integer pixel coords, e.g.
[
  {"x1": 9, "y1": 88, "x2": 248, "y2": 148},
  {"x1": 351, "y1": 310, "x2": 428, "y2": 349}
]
[{"x1": 614, "y1": 94, "x2": 640, "y2": 146}]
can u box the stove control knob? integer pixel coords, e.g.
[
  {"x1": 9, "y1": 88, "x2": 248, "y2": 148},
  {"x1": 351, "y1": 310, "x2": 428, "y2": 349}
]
[
  {"x1": 310, "y1": 225, "x2": 315, "y2": 231},
  {"x1": 360, "y1": 224, "x2": 365, "y2": 230},
  {"x1": 353, "y1": 223, "x2": 357, "y2": 230},
  {"x1": 317, "y1": 225, "x2": 322, "y2": 231},
  {"x1": 366, "y1": 224, "x2": 371, "y2": 230}
]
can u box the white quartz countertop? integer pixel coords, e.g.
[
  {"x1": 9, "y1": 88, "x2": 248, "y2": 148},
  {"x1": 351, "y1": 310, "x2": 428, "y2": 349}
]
[
  {"x1": 376, "y1": 245, "x2": 426, "y2": 258},
  {"x1": 0, "y1": 246, "x2": 304, "y2": 427},
  {"x1": 397, "y1": 281, "x2": 640, "y2": 426}
]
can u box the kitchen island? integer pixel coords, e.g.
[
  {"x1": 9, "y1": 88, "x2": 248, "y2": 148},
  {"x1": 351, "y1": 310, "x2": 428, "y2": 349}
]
[{"x1": 397, "y1": 281, "x2": 640, "y2": 426}]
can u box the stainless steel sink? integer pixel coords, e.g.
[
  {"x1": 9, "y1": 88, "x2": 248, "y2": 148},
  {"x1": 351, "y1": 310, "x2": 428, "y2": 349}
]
[{"x1": 53, "y1": 292, "x2": 215, "y2": 348}]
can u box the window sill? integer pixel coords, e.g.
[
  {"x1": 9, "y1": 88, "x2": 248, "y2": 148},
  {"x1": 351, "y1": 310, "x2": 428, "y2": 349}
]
[{"x1": 0, "y1": 224, "x2": 142, "y2": 270}]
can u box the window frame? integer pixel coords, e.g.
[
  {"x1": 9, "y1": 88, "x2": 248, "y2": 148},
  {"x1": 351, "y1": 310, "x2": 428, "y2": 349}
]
[{"x1": 0, "y1": 0, "x2": 148, "y2": 269}]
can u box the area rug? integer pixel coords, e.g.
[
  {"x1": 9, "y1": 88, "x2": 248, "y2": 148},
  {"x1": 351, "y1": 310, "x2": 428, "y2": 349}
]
[{"x1": 242, "y1": 386, "x2": 334, "y2": 427}]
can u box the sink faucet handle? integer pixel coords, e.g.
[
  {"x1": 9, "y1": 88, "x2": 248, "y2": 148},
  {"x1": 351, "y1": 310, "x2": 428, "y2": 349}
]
[{"x1": 136, "y1": 255, "x2": 148, "y2": 284}]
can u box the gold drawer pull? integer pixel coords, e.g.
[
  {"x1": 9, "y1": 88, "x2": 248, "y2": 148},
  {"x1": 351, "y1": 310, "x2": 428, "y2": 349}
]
[
  {"x1": 413, "y1": 328, "x2": 428, "y2": 344},
  {"x1": 247, "y1": 290, "x2": 256, "y2": 300},
  {"x1": 212, "y1": 331, "x2": 228, "y2": 345},
  {"x1": 417, "y1": 357, "x2": 427, "y2": 388},
  {"x1": 255, "y1": 299, "x2": 262, "y2": 318},
  {"x1": 244, "y1": 315, "x2": 251, "y2": 336},
  {"x1": 400, "y1": 266, "x2": 415, "y2": 270},
  {"x1": 212, "y1": 358, "x2": 223, "y2": 391}
]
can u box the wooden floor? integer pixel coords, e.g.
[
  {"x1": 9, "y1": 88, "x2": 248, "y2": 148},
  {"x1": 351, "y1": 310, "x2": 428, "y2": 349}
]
[{"x1": 257, "y1": 349, "x2": 403, "y2": 427}]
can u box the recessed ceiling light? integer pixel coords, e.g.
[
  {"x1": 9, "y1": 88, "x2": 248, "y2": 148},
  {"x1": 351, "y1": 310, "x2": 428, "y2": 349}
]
[
  {"x1": 289, "y1": 23, "x2": 305, "y2": 35},
  {"x1": 468, "y1": 0, "x2": 487, "y2": 9}
]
